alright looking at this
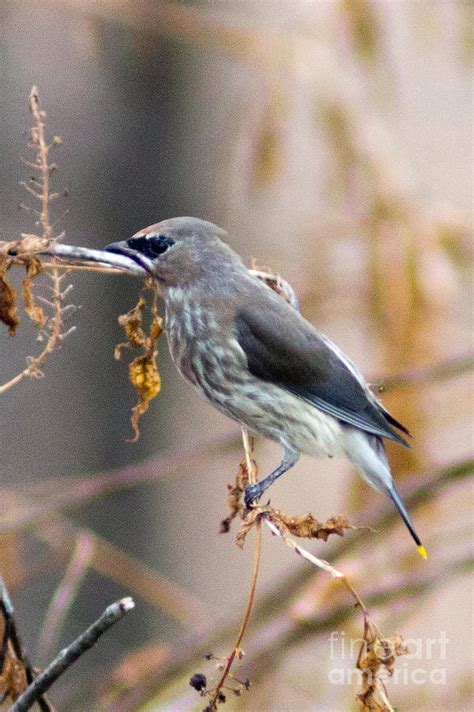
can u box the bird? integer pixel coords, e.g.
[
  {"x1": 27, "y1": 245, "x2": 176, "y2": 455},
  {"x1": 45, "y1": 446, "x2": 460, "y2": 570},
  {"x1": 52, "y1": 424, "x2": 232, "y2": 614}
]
[{"x1": 105, "y1": 216, "x2": 426, "y2": 559}]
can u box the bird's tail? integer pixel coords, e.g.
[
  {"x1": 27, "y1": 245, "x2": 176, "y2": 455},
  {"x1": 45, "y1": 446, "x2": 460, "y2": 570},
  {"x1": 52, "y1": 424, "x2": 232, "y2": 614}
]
[
  {"x1": 343, "y1": 427, "x2": 426, "y2": 559},
  {"x1": 388, "y1": 484, "x2": 427, "y2": 558}
]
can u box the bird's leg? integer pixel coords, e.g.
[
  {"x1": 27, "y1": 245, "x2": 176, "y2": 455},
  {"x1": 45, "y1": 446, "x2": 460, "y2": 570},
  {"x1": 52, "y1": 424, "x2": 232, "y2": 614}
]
[{"x1": 244, "y1": 446, "x2": 299, "y2": 508}]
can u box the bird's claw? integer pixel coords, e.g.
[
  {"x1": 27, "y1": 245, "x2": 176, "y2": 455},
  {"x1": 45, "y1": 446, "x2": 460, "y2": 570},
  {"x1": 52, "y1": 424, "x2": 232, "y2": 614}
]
[{"x1": 244, "y1": 482, "x2": 264, "y2": 509}]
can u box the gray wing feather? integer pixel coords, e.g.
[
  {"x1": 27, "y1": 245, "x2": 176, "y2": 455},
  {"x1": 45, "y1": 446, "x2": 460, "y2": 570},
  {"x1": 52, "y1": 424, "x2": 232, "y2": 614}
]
[{"x1": 235, "y1": 304, "x2": 409, "y2": 446}]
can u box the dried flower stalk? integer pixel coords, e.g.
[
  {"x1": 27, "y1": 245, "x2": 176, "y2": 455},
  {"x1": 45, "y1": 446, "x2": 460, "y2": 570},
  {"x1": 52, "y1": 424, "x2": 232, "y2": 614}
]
[{"x1": 0, "y1": 87, "x2": 74, "y2": 394}]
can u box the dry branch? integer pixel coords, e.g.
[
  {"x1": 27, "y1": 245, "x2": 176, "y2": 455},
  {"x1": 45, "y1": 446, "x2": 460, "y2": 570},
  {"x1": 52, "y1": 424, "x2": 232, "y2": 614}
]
[
  {"x1": 0, "y1": 577, "x2": 52, "y2": 711},
  {"x1": 0, "y1": 88, "x2": 73, "y2": 394},
  {"x1": 10, "y1": 598, "x2": 135, "y2": 712}
]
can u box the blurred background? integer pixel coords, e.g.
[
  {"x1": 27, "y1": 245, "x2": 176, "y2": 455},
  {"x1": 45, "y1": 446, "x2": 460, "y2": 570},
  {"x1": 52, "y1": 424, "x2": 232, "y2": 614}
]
[{"x1": 0, "y1": 1, "x2": 472, "y2": 710}]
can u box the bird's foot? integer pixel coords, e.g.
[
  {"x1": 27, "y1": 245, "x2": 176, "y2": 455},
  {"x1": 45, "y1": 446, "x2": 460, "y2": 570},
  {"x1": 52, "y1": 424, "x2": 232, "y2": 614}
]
[{"x1": 244, "y1": 482, "x2": 264, "y2": 509}]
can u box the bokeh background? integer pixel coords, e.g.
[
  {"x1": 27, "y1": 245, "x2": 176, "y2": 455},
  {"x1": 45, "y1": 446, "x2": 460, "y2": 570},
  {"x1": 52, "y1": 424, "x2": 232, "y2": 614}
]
[{"x1": 0, "y1": 1, "x2": 472, "y2": 710}]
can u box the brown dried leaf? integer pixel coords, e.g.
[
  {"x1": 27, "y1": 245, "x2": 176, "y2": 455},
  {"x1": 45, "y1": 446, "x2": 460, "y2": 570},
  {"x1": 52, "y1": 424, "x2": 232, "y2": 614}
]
[
  {"x1": 250, "y1": 258, "x2": 294, "y2": 306},
  {"x1": 18, "y1": 234, "x2": 50, "y2": 254},
  {"x1": 235, "y1": 509, "x2": 263, "y2": 549},
  {"x1": 150, "y1": 314, "x2": 164, "y2": 341},
  {"x1": 0, "y1": 642, "x2": 28, "y2": 702},
  {"x1": 357, "y1": 631, "x2": 408, "y2": 711},
  {"x1": 129, "y1": 353, "x2": 161, "y2": 401},
  {"x1": 128, "y1": 353, "x2": 161, "y2": 443},
  {"x1": 282, "y1": 513, "x2": 354, "y2": 541},
  {"x1": 358, "y1": 634, "x2": 408, "y2": 677},
  {"x1": 0, "y1": 258, "x2": 19, "y2": 335},
  {"x1": 22, "y1": 257, "x2": 46, "y2": 327},
  {"x1": 220, "y1": 453, "x2": 255, "y2": 533},
  {"x1": 220, "y1": 483, "x2": 243, "y2": 534},
  {"x1": 115, "y1": 296, "x2": 147, "y2": 356},
  {"x1": 237, "y1": 507, "x2": 354, "y2": 548},
  {"x1": 116, "y1": 281, "x2": 163, "y2": 442}
]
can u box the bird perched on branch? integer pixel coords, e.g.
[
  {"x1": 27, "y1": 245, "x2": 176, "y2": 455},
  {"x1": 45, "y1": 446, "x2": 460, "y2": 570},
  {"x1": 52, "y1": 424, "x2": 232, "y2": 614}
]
[{"x1": 106, "y1": 217, "x2": 426, "y2": 558}]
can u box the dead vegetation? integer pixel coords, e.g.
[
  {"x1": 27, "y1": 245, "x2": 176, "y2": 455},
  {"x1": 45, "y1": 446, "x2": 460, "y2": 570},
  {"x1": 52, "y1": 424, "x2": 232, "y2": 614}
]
[
  {"x1": 1, "y1": 81, "x2": 472, "y2": 712},
  {"x1": 199, "y1": 432, "x2": 409, "y2": 712},
  {"x1": 0, "y1": 88, "x2": 73, "y2": 395},
  {"x1": 114, "y1": 283, "x2": 164, "y2": 442}
]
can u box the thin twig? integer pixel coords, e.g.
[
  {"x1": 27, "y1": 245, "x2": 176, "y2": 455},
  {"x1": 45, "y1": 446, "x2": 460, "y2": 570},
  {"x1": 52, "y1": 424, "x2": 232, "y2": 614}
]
[
  {"x1": 209, "y1": 520, "x2": 261, "y2": 709},
  {"x1": 241, "y1": 428, "x2": 256, "y2": 485},
  {"x1": 263, "y1": 517, "x2": 373, "y2": 624},
  {"x1": 0, "y1": 577, "x2": 53, "y2": 712},
  {"x1": 10, "y1": 598, "x2": 135, "y2": 712}
]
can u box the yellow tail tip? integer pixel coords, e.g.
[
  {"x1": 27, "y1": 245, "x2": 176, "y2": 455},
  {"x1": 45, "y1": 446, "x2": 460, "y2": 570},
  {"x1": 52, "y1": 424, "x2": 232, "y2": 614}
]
[{"x1": 417, "y1": 545, "x2": 428, "y2": 560}]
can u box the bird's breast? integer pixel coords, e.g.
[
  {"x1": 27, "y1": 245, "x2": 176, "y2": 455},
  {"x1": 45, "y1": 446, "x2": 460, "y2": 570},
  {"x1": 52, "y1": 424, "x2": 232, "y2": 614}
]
[
  {"x1": 165, "y1": 294, "x2": 248, "y2": 403},
  {"x1": 164, "y1": 292, "x2": 344, "y2": 458}
]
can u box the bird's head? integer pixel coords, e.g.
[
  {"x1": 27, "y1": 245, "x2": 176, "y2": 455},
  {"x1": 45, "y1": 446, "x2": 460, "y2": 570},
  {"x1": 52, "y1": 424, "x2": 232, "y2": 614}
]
[{"x1": 105, "y1": 217, "x2": 238, "y2": 288}]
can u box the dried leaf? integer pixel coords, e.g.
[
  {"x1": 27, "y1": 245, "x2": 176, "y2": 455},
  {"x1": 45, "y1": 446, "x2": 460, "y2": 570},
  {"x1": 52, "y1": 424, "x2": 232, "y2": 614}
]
[
  {"x1": 22, "y1": 257, "x2": 46, "y2": 327},
  {"x1": 129, "y1": 353, "x2": 161, "y2": 398},
  {"x1": 128, "y1": 353, "x2": 161, "y2": 443},
  {"x1": 116, "y1": 281, "x2": 164, "y2": 442},
  {"x1": 250, "y1": 258, "x2": 297, "y2": 308},
  {"x1": 18, "y1": 234, "x2": 50, "y2": 254},
  {"x1": 0, "y1": 642, "x2": 28, "y2": 702},
  {"x1": 150, "y1": 315, "x2": 164, "y2": 341},
  {"x1": 220, "y1": 453, "x2": 254, "y2": 533},
  {"x1": 357, "y1": 630, "x2": 408, "y2": 711},
  {"x1": 359, "y1": 634, "x2": 408, "y2": 676},
  {"x1": 283, "y1": 513, "x2": 354, "y2": 541},
  {"x1": 235, "y1": 508, "x2": 262, "y2": 549},
  {"x1": 0, "y1": 258, "x2": 19, "y2": 335},
  {"x1": 237, "y1": 507, "x2": 354, "y2": 548},
  {"x1": 115, "y1": 296, "x2": 147, "y2": 357}
]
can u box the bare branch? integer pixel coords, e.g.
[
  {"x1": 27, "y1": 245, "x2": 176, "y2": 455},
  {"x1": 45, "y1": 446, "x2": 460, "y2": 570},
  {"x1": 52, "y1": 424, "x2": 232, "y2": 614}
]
[
  {"x1": 0, "y1": 577, "x2": 53, "y2": 711},
  {"x1": 10, "y1": 598, "x2": 135, "y2": 712}
]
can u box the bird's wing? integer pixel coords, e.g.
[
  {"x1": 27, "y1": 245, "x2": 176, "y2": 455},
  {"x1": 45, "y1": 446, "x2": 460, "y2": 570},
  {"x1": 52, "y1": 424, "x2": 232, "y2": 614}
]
[{"x1": 235, "y1": 303, "x2": 409, "y2": 446}]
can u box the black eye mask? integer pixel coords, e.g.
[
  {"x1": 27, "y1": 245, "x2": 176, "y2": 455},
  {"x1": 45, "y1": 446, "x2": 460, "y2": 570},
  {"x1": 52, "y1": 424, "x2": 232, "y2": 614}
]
[{"x1": 126, "y1": 235, "x2": 175, "y2": 259}]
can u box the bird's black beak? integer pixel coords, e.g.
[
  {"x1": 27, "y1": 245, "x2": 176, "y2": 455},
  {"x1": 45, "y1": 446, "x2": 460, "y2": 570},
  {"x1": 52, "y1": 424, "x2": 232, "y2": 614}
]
[{"x1": 104, "y1": 240, "x2": 153, "y2": 274}]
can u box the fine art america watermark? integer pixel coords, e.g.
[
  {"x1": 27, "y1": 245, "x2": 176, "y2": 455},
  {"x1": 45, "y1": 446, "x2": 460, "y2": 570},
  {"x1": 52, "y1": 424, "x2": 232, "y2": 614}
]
[{"x1": 328, "y1": 631, "x2": 449, "y2": 686}]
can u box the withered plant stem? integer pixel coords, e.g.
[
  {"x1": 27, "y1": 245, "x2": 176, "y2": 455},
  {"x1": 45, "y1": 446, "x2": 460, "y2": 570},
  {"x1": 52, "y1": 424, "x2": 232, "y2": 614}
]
[
  {"x1": 0, "y1": 88, "x2": 68, "y2": 394},
  {"x1": 210, "y1": 517, "x2": 262, "y2": 709}
]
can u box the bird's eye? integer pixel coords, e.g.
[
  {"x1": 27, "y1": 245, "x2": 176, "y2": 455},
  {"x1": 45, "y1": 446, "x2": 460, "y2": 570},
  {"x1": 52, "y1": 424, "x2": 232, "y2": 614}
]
[{"x1": 126, "y1": 234, "x2": 175, "y2": 259}]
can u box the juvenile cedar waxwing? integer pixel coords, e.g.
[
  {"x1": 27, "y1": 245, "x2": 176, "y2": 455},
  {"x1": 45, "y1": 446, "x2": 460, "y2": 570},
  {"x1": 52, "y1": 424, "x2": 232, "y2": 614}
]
[{"x1": 106, "y1": 217, "x2": 426, "y2": 558}]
